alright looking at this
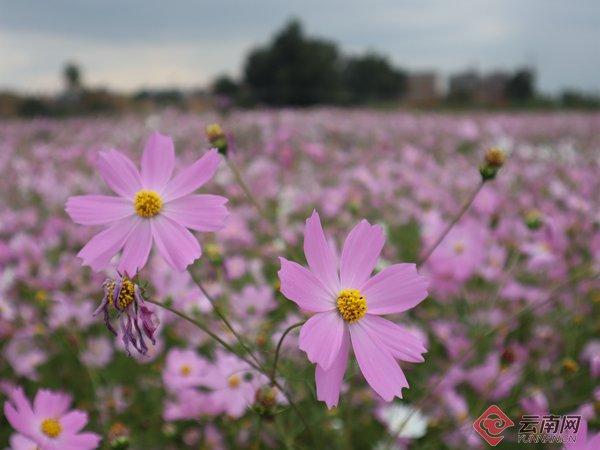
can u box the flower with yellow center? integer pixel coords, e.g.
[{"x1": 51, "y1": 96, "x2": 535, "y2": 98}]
[
  {"x1": 41, "y1": 418, "x2": 62, "y2": 438},
  {"x1": 227, "y1": 374, "x2": 241, "y2": 389},
  {"x1": 106, "y1": 278, "x2": 136, "y2": 310},
  {"x1": 453, "y1": 242, "x2": 465, "y2": 254},
  {"x1": 180, "y1": 365, "x2": 191, "y2": 376},
  {"x1": 133, "y1": 189, "x2": 163, "y2": 218},
  {"x1": 336, "y1": 289, "x2": 367, "y2": 323}
]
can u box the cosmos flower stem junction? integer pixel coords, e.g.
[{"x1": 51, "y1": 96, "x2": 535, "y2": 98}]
[{"x1": 418, "y1": 180, "x2": 485, "y2": 267}]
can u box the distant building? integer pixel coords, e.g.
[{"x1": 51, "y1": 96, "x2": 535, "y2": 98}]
[
  {"x1": 449, "y1": 70, "x2": 479, "y2": 101},
  {"x1": 405, "y1": 72, "x2": 442, "y2": 106},
  {"x1": 449, "y1": 69, "x2": 511, "y2": 105},
  {"x1": 477, "y1": 71, "x2": 510, "y2": 104}
]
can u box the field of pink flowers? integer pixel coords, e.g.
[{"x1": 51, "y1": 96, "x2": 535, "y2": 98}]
[{"x1": 1, "y1": 109, "x2": 599, "y2": 449}]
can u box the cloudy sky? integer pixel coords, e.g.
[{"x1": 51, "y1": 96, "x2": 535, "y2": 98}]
[{"x1": 1, "y1": 0, "x2": 598, "y2": 94}]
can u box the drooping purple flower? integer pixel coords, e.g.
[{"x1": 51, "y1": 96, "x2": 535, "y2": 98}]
[{"x1": 94, "y1": 275, "x2": 159, "y2": 356}]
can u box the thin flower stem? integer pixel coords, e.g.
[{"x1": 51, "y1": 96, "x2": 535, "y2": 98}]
[
  {"x1": 271, "y1": 321, "x2": 305, "y2": 381},
  {"x1": 188, "y1": 267, "x2": 264, "y2": 371},
  {"x1": 145, "y1": 298, "x2": 262, "y2": 373},
  {"x1": 417, "y1": 181, "x2": 485, "y2": 267},
  {"x1": 226, "y1": 157, "x2": 270, "y2": 224},
  {"x1": 147, "y1": 298, "x2": 316, "y2": 442}
]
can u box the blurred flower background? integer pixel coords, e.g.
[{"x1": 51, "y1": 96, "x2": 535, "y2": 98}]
[{"x1": 1, "y1": 2, "x2": 599, "y2": 449}]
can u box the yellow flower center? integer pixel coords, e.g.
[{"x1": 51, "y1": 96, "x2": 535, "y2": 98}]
[
  {"x1": 227, "y1": 374, "x2": 241, "y2": 389},
  {"x1": 180, "y1": 365, "x2": 191, "y2": 376},
  {"x1": 134, "y1": 190, "x2": 162, "y2": 218},
  {"x1": 453, "y1": 242, "x2": 465, "y2": 254},
  {"x1": 336, "y1": 289, "x2": 367, "y2": 323},
  {"x1": 107, "y1": 279, "x2": 136, "y2": 309},
  {"x1": 40, "y1": 418, "x2": 62, "y2": 438}
]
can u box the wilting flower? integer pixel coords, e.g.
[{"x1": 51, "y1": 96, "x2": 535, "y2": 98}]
[
  {"x1": 3, "y1": 387, "x2": 101, "y2": 450},
  {"x1": 278, "y1": 211, "x2": 428, "y2": 408},
  {"x1": 66, "y1": 131, "x2": 229, "y2": 274},
  {"x1": 94, "y1": 275, "x2": 159, "y2": 356}
]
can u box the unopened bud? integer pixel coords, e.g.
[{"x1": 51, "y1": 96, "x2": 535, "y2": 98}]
[
  {"x1": 485, "y1": 147, "x2": 506, "y2": 167},
  {"x1": 562, "y1": 358, "x2": 579, "y2": 373},
  {"x1": 524, "y1": 209, "x2": 543, "y2": 230},
  {"x1": 109, "y1": 423, "x2": 130, "y2": 450},
  {"x1": 205, "y1": 123, "x2": 228, "y2": 156},
  {"x1": 480, "y1": 147, "x2": 506, "y2": 181}
]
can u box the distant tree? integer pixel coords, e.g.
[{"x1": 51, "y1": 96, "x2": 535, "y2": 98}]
[
  {"x1": 506, "y1": 68, "x2": 535, "y2": 102},
  {"x1": 343, "y1": 52, "x2": 407, "y2": 103},
  {"x1": 63, "y1": 62, "x2": 82, "y2": 91},
  {"x1": 212, "y1": 75, "x2": 240, "y2": 98},
  {"x1": 243, "y1": 20, "x2": 343, "y2": 105}
]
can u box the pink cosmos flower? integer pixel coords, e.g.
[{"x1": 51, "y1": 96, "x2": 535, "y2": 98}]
[
  {"x1": 163, "y1": 348, "x2": 210, "y2": 392},
  {"x1": 204, "y1": 351, "x2": 267, "y2": 418},
  {"x1": 278, "y1": 211, "x2": 428, "y2": 408},
  {"x1": 564, "y1": 420, "x2": 600, "y2": 450},
  {"x1": 3, "y1": 387, "x2": 101, "y2": 450},
  {"x1": 66, "y1": 132, "x2": 229, "y2": 275}
]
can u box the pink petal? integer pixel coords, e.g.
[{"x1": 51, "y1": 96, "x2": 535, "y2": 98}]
[
  {"x1": 299, "y1": 311, "x2": 345, "y2": 370},
  {"x1": 315, "y1": 327, "x2": 350, "y2": 409},
  {"x1": 340, "y1": 220, "x2": 384, "y2": 289},
  {"x1": 304, "y1": 210, "x2": 339, "y2": 294},
  {"x1": 59, "y1": 410, "x2": 88, "y2": 434},
  {"x1": 65, "y1": 195, "x2": 133, "y2": 225},
  {"x1": 10, "y1": 434, "x2": 38, "y2": 450},
  {"x1": 360, "y1": 315, "x2": 427, "y2": 362},
  {"x1": 141, "y1": 132, "x2": 175, "y2": 191},
  {"x1": 151, "y1": 215, "x2": 201, "y2": 271},
  {"x1": 162, "y1": 149, "x2": 220, "y2": 201},
  {"x1": 162, "y1": 194, "x2": 229, "y2": 231},
  {"x1": 350, "y1": 320, "x2": 408, "y2": 401},
  {"x1": 97, "y1": 150, "x2": 142, "y2": 199},
  {"x1": 118, "y1": 219, "x2": 152, "y2": 276},
  {"x1": 77, "y1": 217, "x2": 137, "y2": 271},
  {"x1": 57, "y1": 432, "x2": 102, "y2": 450},
  {"x1": 4, "y1": 403, "x2": 34, "y2": 437},
  {"x1": 361, "y1": 263, "x2": 428, "y2": 315},
  {"x1": 588, "y1": 434, "x2": 600, "y2": 449},
  {"x1": 33, "y1": 389, "x2": 72, "y2": 417},
  {"x1": 278, "y1": 257, "x2": 335, "y2": 312}
]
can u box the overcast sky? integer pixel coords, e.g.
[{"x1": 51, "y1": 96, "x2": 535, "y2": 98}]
[{"x1": 1, "y1": 0, "x2": 598, "y2": 94}]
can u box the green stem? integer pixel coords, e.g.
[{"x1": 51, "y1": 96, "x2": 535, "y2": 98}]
[
  {"x1": 418, "y1": 181, "x2": 485, "y2": 267},
  {"x1": 271, "y1": 321, "x2": 305, "y2": 382},
  {"x1": 188, "y1": 266, "x2": 264, "y2": 371}
]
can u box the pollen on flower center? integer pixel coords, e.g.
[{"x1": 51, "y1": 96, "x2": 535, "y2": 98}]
[
  {"x1": 336, "y1": 289, "x2": 367, "y2": 323},
  {"x1": 228, "y1": 374, "x2": 241, "y2": 389},
  {"x1": 40, "y1": 418, "x2": 62, "y2": 438},
  {"x1": 106, "y1": 278, "x2": 136, "y2": 309},
  {"x1": 134, "y1": 189, "x2": 162, "y2": 218},
  {"x1": 453, "y1": 242, "x2": 465, "y2": 254},
  {"x1": 180, "y1": 365, "x2": 191, "y2": 376}
]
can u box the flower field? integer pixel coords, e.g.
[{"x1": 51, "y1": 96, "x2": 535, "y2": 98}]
[{"x1": 1, "y1": 109, "x2": 599, "y2": 449}]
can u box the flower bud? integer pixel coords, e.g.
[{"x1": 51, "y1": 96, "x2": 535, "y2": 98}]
[
  {"x1": 562, "y1": 358, "x2": 579, "y2": 373},
  {"x1": 524, "y1": 209, "x2": 543, "y2": 230},
  {"x1": 485, "y1": 147, "x2": 506, "y2": 167},
  {"x1": 479, "y1": 147, "x2": 506, "y2": 181},
  {"x1": 205, "y1": 123, "x2": 228, "y2": 156}
]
